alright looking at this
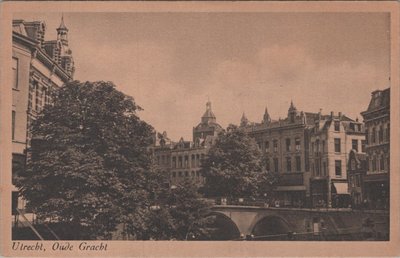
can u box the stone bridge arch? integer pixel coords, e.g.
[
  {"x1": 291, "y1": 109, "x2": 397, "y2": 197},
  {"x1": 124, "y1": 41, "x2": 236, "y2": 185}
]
[
  {"x1": 250, "y1": 215, "x2": 293, "y2": 240},
  {"x1": 204, "y1": 211, "x2": 241, "y2": 240}
]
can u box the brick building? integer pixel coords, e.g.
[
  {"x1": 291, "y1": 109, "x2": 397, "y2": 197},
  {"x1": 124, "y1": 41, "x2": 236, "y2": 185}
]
[
  {"x1": 361, "y1": 88, "x2": 390, "y2": 209},
  {"x1": 347, "y1": 149, "x2": 367, "y2": 208},
  {"x1": 12, "y1": 17, "x2": 74, "y2": 221},
  {"x1": 243, "y1": 102, "x2": 315, "y2": 207},
  {"x1": 308, "y1": 112, "x2": 365, "y2": 208},
  {"x1": 152, "y1": 101, "x2": 222, "y2": 186}
]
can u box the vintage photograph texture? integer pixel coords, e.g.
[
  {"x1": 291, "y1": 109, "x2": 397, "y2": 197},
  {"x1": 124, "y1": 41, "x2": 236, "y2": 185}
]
[{"x1": 10, "y1": 11, "x2": 390, "y2": 241}]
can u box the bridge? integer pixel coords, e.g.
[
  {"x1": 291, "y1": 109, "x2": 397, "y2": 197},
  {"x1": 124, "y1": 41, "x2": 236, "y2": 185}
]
[{"x1": 209, "y1": 205, "x2": 389, "y2": 240}]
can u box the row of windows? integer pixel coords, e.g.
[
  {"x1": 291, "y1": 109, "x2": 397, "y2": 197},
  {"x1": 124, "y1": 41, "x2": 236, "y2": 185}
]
[
  {"x1": 258, "y1": 137, "x2": 301, "y2": 153},
  {"x1": 311, "y1": 160, "x2": 342, "y2": 177},
  {"x1": 28, "y1": 81, "x2": 51, "y2": 113},
  {"x1": 365, "y1": 124, "x2": 390, "y2": 145},
  {"x1": 171, "y1": 170, "x2": 201, "y2": 178},
  {"x1": 171, "y1": 154, "x2": 205, "y2": 169},
  {"x1": 312, "y1": 160, "x2": 328, "y2": 177},
  {"x1": 156, "y1": 155, "x2": 170, "y2": 166},
  {"x1": 368, "y1": 155, "x2": 389, "y2": 172},
  {"x1": 266, "y1": 156, "x2": 302, "y2": 173},
  {"x1": 311, "y1": 138, "x2": 366, "y2": 154}
]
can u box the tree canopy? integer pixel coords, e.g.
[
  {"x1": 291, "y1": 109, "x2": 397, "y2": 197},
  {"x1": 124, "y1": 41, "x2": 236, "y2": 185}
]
[
  {"x1": 15, "y1": 81, "x2": 158, "y2": 239},
  {"x1": 200, "y1": 125, "x2": 280, "y2": 200},
  {"x1": 15, "y1": 81, "x2": 215, "y2": 240}
]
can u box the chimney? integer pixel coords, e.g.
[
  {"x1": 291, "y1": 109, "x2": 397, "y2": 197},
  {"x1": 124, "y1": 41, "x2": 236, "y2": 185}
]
[
  {"x1": 330, "y1": 111, "x2": 334, "y2": 118},
  {"x1": 338, "y1": 112, "x2": 342, "y2": 118}
]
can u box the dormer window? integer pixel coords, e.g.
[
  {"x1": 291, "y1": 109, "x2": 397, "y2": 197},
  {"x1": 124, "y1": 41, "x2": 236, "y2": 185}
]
[{"x1": 334, "y1": 121, "x2": 340, "y2": 131}]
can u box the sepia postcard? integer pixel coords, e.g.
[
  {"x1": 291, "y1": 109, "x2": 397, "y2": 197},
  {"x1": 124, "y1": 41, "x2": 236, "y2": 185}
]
[{"x1": 0, "y1": 1, "x2": 399, "y2": 257}]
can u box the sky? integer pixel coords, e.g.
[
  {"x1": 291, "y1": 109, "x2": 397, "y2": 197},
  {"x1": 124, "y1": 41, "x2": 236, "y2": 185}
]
[{"x1": 14, "y1": 12, "x2": 390, "y2": 141}]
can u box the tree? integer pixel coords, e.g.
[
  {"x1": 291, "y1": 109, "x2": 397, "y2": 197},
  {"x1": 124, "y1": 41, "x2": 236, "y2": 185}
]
[
  {"x1": 15, "y1": 81, "x2": 155, "y2": 239},
  {"x1": 200, "y1": 124, "x2": 279, "y2": 200},
  {"x1": 144, "y1": 179, "x2": 214, "y2": 240}
]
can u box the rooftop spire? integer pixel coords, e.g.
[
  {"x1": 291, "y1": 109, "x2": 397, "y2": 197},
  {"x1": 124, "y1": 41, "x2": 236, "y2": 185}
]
[
  {"x1": 201, "y1": 99, "x2": 216, "y2": 124},
  {"x1": 240, "y1": 112, "x2": 249, "y2": 127},
  {"x1": 263, "y1": 105, "x2": 271, "y2": 124},
  {"x1": 289, "y1": 100, "x2": 296, "y2": 110},
  {"x1": 57, "y1": 14, "x2": 68, "y2": 31}
]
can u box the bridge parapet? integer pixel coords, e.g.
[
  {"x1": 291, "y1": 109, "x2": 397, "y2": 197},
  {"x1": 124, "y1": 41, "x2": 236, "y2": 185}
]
[{"x1": 210, "y1": 205, "x2": 389, "y2": 240}]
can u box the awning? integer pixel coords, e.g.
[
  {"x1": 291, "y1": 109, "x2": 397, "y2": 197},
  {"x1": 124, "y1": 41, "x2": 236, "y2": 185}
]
[{"x1": 332, "y1": 182, "x2": 349, "y2": 195}]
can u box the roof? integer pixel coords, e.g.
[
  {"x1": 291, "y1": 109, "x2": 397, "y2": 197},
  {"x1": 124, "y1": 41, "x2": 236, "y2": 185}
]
[
  {"x1": 57, "y1": 15, "x2": 68, "y2": 31},
  {"x1": 363, "y1": 88, "x2": 390, "y2": 114}
]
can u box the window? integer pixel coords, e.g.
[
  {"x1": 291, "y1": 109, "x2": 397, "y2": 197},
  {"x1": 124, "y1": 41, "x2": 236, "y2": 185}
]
[
  {"x1": 379, "y1": 125, "x2": 384, "y2": 143},
  {"x1": 322, "y1": 161, "x2": 327, "y2": 176},
  {"x1": 380, "y1": 156, "x2": 385, "y2": 171},
  {"x1": 178, "y1": 156, "x2": 182, "y2": 168},
  {"x1": 172, "y1": 172, "x2": 176, "y2": 177},
  {"x1": 355, "y1": 175, "x2": 360, "y2": 187},
  {"x1": 184, "y1": 155, "x2": 189, "y2": 168},
  {"x1": 334, "y1": 121, "x2": 340, "y2": 131},
  {"x1": 191, "y1": 154, "x2": 195, "y2": 167},
  {"x1": 352, "y1": 139, "x2": 358, "y2": 151},
  {"x1": 372, "y1": 157, "x2": 377, "y2": 171},
  {"x1": 265, "y1": 141, "x2": 270, "y2": 152},
  {"x1": 365, "y1": 129, "x2": 369, "y2": 144},
  {"x1": 274, "y1": 158, "x2": 279, "y2": 173},
  {"x1": 296, "y1": 156, "x2": 301, "y2": 172},
  {"x1": 196, "y1": 154, "x2": 200, "y2": 167},
  {"x1": 12, "y1": 111, "x2": 16, "y2": 140},
  {"x1": 311, "y1": 142, "x2": 314, "y2": 153},
  {"x1": 286, "y1": 138, "x2": 291, "y2": 152},
  {"x1": 172, "y1": 157, "x2": 176, "y2": 168},
  {"x1": 315, "y1": 160, "x2": 320, "y2": 176},
  {"x1": 185, "y1": 171, "x2": 189, "y2": 177},
  {"x1": 191, "y1": 171, "x2": 195, "y2": 177},
  {"x1": 361, "y1": 140, "x2": 366, "y2": 152},
  {"x1": 286, "y1": 157, "x2": 292, "y2": 172},
  {"x1": 316, "y1": 139, "x2": 320, "y2": 153},
  {"x1": 334, "y1": 138, "x2": 341, "y2": 153},
  {"x1": 266, "y1": 158, "x2": 270, "y2": 171},
  {"x1": 335, "y1": 160, "x2": 342, "y2": 176},
  {"x1": 371, "y1": 128, "x2": 376, "y2": 144},
  {"x1": 35, "y1": 84, "x2": 41, "y2": 112},
  {"x1": 386, "y1": 123, "x2": 390, "y2": 141},
  {"x1": 351, "y1": 159, "x2": 356, "y2": 170},
  {"x1": 273, "y1": 140, "x2": 278, "y2": 152},
  {"x1": 12, "y1": 57, "x2": 18, "y2": 89},
  {"x1": 322, "y1": 140, "x2": 325, "y2": 153},
  {"x1": 295, "y1": 138, "x2": 301, "y2": 151}
]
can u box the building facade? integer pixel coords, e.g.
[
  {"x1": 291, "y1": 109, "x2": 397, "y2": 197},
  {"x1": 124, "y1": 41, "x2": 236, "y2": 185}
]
[
  {"x1": 152, "y1": 101, "x2": 222, "y2": 186},
  {"x1": 12, "y1": 18, "x2": 74, "y2": 220},
  {"x1": 347, "y1": 149, "x2": 367, "y2": 209},
  {"x1": 361, "y1": 88, "x2": 390, "y2": 210},
  {"x1": 243, "y1": 102, "x2": 315, "y2": 207},
  {"x1": 308, "y1": 112, "x2": 365, "y2": 208}
]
